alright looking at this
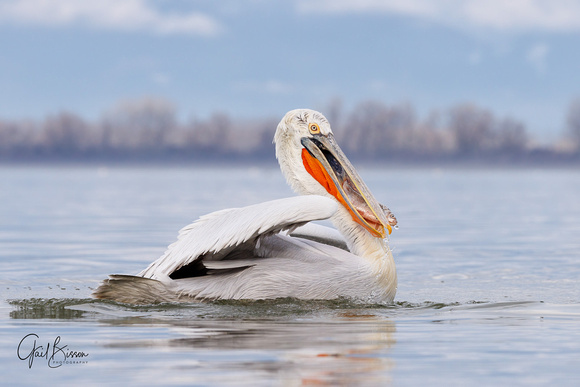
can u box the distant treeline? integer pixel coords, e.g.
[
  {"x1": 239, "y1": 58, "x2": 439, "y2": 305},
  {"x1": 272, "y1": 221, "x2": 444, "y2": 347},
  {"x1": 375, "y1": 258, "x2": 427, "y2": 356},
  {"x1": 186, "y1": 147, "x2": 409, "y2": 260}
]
[{"x1": 1, "y1": 97, "x2": 580, "y2": 165}]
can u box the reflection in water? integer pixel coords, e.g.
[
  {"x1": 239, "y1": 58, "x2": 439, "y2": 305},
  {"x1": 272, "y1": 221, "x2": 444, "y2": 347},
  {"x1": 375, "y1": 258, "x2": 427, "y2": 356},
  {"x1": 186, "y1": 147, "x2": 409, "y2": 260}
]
[
  {"x1": 8, "y1": 298, "x2": 580, "y2": 385},
  {"x1": 9, "y1": 298, "x2": 397, "y2": 386},
  {"x1": 102, "y1": 317, "x2": 396, "y2": 386}
]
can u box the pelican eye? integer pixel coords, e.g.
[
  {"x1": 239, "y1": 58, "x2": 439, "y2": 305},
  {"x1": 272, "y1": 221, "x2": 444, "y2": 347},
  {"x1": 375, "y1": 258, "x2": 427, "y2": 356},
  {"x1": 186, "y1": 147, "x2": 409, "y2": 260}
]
[{"x1": 308, "y1": 123, "x2": 321, "y2": 134}]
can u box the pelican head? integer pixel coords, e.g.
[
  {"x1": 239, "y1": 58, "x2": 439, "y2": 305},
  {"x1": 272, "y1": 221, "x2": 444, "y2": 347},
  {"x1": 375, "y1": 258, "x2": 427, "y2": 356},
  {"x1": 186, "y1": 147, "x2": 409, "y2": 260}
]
[{"x1": 274, "y1": 109, "x2": 397, "y2": 238}]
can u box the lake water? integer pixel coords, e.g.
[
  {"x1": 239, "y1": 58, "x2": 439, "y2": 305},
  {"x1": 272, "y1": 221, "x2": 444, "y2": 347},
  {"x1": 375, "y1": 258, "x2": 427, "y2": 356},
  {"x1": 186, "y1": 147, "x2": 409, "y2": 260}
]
[{"x1": 1, "y1": 165, "x2": 579, "y2": 386}]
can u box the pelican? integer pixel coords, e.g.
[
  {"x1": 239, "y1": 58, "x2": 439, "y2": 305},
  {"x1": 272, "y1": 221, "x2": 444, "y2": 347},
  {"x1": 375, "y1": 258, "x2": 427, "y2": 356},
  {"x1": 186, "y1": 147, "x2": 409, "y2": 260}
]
[{"x1": 93, "y1": 109, "x2": 398, "y2": 304}]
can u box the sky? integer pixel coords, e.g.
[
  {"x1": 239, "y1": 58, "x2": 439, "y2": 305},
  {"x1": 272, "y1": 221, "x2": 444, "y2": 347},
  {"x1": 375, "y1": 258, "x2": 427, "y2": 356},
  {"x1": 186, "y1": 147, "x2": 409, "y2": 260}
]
[{"x1": 1, "y1": 0, "x2": 580, "y2": 141}]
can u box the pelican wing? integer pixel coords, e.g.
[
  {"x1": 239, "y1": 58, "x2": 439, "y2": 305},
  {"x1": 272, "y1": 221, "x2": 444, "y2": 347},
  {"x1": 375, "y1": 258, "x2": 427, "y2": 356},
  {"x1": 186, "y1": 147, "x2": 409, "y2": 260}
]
[
  {"x1": 138, "y1": 195, "x2": 338, "y2": 280},
  {"x1": 289, "y1": 223, "x2": 348, "y2": 251}
]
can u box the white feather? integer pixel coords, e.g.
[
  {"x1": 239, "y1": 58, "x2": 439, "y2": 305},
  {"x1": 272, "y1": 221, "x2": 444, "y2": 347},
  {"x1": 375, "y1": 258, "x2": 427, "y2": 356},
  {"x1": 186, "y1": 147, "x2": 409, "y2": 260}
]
[
  {"x1": 289, "y1": 222, "x2": 348, "y2": 251},
  {"x1": 138, "y1": 195, "x2": 337, "y2": 280},
  {"x1": 93, "y1": 109, "x2": 398, "y2": 304}
]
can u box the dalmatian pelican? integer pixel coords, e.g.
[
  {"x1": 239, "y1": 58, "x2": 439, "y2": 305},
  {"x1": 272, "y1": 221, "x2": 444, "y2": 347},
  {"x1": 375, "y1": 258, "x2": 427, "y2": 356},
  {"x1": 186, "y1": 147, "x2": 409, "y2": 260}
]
[{"x1": 93, "y1": 109, "x2": 398, "y2": 304}]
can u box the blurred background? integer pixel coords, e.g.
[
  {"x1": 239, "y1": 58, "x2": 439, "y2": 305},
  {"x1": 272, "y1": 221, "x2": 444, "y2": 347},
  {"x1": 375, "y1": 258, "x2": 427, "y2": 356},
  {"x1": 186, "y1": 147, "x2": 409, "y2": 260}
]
[
  {"x1": 2, "y1": 4, "x2": 580, "y2": 384},
  {"x1": 1, "y1": 0, "x2": 580, "y2": 164}
]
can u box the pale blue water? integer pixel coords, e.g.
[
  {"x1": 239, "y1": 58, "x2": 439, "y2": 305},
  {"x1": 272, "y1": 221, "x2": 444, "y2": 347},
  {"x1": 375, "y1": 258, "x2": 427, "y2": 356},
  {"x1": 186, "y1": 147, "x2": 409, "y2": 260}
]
[{"x1": 1, "y1": 165, "x2": 579, "y2": 386}]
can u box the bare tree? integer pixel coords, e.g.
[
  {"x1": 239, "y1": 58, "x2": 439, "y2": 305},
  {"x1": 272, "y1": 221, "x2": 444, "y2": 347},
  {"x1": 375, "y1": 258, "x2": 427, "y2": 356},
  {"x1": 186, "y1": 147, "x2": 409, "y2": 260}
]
[
  {"x1": 566, "y1": 98, "x2": 580, "y2": 151},
  {"x1": 185, "y1": 112, "x2": 232, "y2": 152},
  {"x1": 0, "y1": 121, "x2": 24, "y2": 150},
  {"x1": 100, "y1": 97, "x2": 176, "y2": 150},
  {"x1": 0, "y1": 97, "x2": 557, "y2": 163},
  {"x1": 324, "y1": 98, "x2": 344, "y2": 129},
  {"x1": 448, "y1": 104, "x2": 495, "y2": 156},
  {"x1": 343, "y1": 101, "x2": 416, "y2": 158},
  {"x1": 411, "y1": 110, "x2": 451, "y2": 156},
  {"x1": 41, "y1": 112, "x2": 90, "y2": 155},
  {"x1": 252, "y1": 118, "x2": 279, "y2": 159},
  {"x1": 496, "y1": 117, "x2": 528, "y2": 154}
]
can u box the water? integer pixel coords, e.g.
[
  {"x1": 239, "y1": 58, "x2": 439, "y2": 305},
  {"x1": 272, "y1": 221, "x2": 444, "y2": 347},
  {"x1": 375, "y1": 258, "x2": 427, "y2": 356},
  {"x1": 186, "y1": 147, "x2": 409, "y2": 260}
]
[{"x1": 1, "y1": 165, "x2": 579, "y2": 385}]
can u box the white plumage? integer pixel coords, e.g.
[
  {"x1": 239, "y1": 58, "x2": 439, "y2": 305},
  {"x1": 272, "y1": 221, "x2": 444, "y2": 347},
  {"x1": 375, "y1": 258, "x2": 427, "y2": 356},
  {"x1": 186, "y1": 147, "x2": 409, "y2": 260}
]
[
  {"x1": 94, "y1": 109, "x2": 398, "y2": 304},
  {"x1": 139, "y1": 196, "x2": 338, "y2": 279}
]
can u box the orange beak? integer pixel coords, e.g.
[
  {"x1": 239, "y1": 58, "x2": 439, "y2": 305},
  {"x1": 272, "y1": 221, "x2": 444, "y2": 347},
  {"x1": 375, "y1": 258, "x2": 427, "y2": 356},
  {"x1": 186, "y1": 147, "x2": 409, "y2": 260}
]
[{"x1": 301, "y1": 134, "x2": 397, "y2": 238}]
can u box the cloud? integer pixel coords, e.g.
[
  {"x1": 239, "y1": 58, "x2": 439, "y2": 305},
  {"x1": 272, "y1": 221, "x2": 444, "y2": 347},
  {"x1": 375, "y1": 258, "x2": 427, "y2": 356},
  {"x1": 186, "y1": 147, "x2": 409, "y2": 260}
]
[
  {"x1": 526, "y1": 43, "x2": 549, "y2": 73},
  {"x1": 0, "y1": 0, "x2": 222, "y2": 36},
  {"x1": 298, "y1": 0, "x2": 580, "y2": 33}
]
